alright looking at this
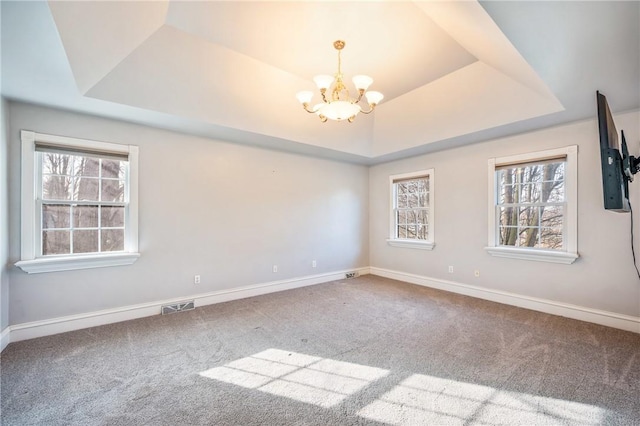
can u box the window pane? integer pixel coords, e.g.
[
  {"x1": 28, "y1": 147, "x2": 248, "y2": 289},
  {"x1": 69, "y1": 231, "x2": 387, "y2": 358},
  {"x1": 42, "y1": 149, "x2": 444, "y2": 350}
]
[
  {"x1": 102, "y1": 180, "x2": 124, "y2": 202},
  {"x1": 43, "y1": 230, "x2": 70, "y2": 255},
  {"x1": 407, "y1": 225, "x2": 417, "y2": 239},
  {"x1": 520, "y1": 183, "x2": 542, "y2": 204},
  {"x1": 76, "y1": 157, "x2": 100, "y2": 178},
  {"x1": 397, "y1": 210, "x2": 406, "y2": 225},
  {"x1": 499, "y1": 226, "x2": 518, "y2": 246},
  {"x1": 541, "y1": 206, "x2": 563, "y2": 228},
  {"x1": 73, "y1": 230, "x2": 99, "y2": 253},
  {"x1": 497, "y1": 159, "x2": 566, "y2": 251},
  {"x1": 398, "y1": 225, "x2": 407, "y2": 239},
  {"x1": 101, "y1": 206, "x2": 125, "y2": 228},
  {"x1": 417, "y1": 177, "x2": 428, "y2": 192},
  {"x1": 499, "y1": 184, "x2": 517, "y2": 205},
  {"x1": 74, "y1": 177, "x2": 99, "y2": 201},
  {"x1": 418, "y1": 209, "x2": 428, "y2": 226},
  {"x1": 540, "y1": 227, "x2": 563, "y2": 249},
  {"x1": 42, "y1": 204, "x2": 70, "y2": 229},
  {"x1": 519, "y1": 228, "x2": 539, "y2": 248},
  {"x1": 42, "y1": 153, "x2": 73, "y2": 175},
  {"x1": 498, "y1": 207, "x2": 517, "y2": 227},
  {"x1": 397, "y1": 194, "x2": 407, "y2": 209},
  {"x1": 546, "y1": 181, "x2": 565, "y2": 202},
  {"x1": 73, "y1": 205, "x2": 99, "y2": 228},
  {"x1": 418, "y1": 192, "x2": 428, "y2": 208},
  {"x1": 416, "y1": 224, "x2": 427, "y2": 240},
  {"x1": 407, "y1": 193, "x2": 420, "y2": 208},
  {"x1": 102, "y1": 229, "x2": 125, "y2": 252},
  {"x1": 406, "y1": 209, "x2": 418, "y2": 224},
  {"x1": 518, "y1": 206, "x2": 538, "y2": 228},
  {"x1": 102, "y1": 159, "x2": 125, "y2": 179},
  {"x1": 42, "y1": 175, "x2": 72, "y2": 200}
]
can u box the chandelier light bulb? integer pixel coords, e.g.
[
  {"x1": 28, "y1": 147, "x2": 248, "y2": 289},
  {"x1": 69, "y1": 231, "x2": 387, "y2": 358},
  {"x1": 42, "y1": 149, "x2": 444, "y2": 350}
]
[
  {"x1": 296, "y1": 91, "x2": 313, "y2": 105},
  {"x1": 313, "y1": 75, "x2": 334, "y2": 91},
  {"x1": 353, "y1": 75, "x2": 373, "y2": 91},
  {"x1": 297, "y1": 40, "x2": 383, "y2": 123},
  {"x1": 365, "y1": 91, "x2": 384, "y2": 106}
]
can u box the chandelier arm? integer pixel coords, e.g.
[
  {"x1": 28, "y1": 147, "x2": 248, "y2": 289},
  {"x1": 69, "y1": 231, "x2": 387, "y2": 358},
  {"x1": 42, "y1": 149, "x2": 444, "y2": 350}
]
[
  {"x1": 359, "y1": 105, "x2": 377, "y2": 114},
  {"x1": 301, "y1": 103, "x2": 317, "y2": 114},
  {"x1": 320, "y1": 88, "x2": 328, "y2": 103}
]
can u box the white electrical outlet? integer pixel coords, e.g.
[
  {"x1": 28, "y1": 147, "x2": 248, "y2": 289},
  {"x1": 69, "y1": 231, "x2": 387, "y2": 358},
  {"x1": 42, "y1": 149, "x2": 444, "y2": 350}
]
[
  {"x1": 312, "y1": 260, "x2": 317, "y2": 268},
  {"x1": 194, "y1": 275, "x2": 201, "y2": 284},
  {"x1": 474, "y1": 270, "x2": 480, "y2": 277},
  {"x1": 448, "y1": 266, "x2": 454, "y2": 273},
  {"x1": 273, "y1": 265, "x2": 278, "y2": 273}
]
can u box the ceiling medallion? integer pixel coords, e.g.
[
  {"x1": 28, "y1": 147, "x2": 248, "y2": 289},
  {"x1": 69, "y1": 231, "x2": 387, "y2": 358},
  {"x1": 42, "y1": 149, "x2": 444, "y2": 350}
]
[{"x1": 296, "y1": 40, "x2": 384, "y2": 123}]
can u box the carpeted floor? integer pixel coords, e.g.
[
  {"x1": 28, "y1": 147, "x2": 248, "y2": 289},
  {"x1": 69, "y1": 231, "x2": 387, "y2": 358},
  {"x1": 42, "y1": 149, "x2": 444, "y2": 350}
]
[{"x1": 1, "y1": 275, "x2": 639, "y2": 425}]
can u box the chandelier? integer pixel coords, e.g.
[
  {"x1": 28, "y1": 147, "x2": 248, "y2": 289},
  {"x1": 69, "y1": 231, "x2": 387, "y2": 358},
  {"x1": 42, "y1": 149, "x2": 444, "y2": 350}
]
[{"x1": 296, "y1": 40, "x2": 384, "y2": 123}]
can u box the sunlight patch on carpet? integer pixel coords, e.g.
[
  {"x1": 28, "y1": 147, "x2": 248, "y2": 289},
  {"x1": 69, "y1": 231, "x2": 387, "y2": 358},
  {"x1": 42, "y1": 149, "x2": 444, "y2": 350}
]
[
  {"x1": 199, "y1": 348, "x2": 390, "y2": 408},
  {"x1": 356, "y1": 373, "x2": 604, "y2": 425}
]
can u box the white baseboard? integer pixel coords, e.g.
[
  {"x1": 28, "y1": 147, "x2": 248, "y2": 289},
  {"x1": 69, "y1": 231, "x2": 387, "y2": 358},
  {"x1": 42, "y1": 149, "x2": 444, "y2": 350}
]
[
  {"x1": 370, "y1": 267, "x2": 640, "y2": 334},
  {"x1": 6, "y1": 267, "x2": 370, "y2": 345},
  {"x1": 0, "y1": 326, "x2": 10, "y2": 352}
]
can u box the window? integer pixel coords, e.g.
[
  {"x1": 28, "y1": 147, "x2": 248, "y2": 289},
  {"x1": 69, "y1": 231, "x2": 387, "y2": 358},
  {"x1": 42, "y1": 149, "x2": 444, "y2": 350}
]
[
  {"x1": 387, "y1": 169, "x2": 434, "y2": 250},
  {"x1": 486, "y1": 146, "x2": 578, "y2": 264},
  {"x1": 16, "y1": 131, "x2": 139, "y2": 273}
]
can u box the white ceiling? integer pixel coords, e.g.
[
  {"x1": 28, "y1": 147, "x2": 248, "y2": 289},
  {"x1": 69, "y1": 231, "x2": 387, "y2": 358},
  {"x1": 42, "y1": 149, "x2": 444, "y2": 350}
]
[{"x1": 1, "y1": 1, "x2": 639, "y2": 164}]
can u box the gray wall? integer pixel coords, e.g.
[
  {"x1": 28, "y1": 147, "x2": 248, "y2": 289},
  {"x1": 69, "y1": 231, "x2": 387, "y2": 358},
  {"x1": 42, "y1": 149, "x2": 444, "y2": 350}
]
[
  {"x1": 6, "y1": 101, "x2": 640, "y2": 326},
  {"x1": 1, "y1": 97, "x2": 8, "y2": 331},
  {"x1": 7, "y1": 102, "x2": 370, "y2": 324},
  {"x1": 0, "y1": 1, "x2": 8, "y2": 332},
  {"x1": 370, "y1": 110, "x2": 640, "y2": 317}
]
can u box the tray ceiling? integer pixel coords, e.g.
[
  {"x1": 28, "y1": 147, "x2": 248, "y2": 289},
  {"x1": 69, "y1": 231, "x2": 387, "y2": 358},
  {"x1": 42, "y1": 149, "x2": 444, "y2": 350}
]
[{"x1": 2, "y1": 1, "x2": 638, "y2": 164}]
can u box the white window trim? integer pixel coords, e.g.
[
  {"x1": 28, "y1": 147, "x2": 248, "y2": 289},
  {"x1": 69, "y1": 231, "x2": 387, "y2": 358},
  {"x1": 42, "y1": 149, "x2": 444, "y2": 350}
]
[
  {"x1": 15, "y1": 130, "x2": 140, "y2": 274},
  {"x1": 485, "y1": 145, "x2": 578, "y2": 264},
  {"x1": 387, "y1": 169, "x2": 435, "y2": 250}
]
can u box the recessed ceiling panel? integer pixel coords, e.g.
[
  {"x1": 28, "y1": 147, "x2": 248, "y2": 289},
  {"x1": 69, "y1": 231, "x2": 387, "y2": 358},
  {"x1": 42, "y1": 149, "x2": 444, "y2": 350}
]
[
  {"x1": 48, "y1": 1, "x2": 169, "y2": 94},
  {"x1": 371, "y1": 61, "x2": 565, "y2": 157},
  {"x1": 85, "y1": 25, "x2": 374, "y2": 156},
  {"x1": 16, "y1": 1, "x2": 574, "y2": 161},
  {"x1": 165, "y1": 1, "x2": 478, "y2": 102}
]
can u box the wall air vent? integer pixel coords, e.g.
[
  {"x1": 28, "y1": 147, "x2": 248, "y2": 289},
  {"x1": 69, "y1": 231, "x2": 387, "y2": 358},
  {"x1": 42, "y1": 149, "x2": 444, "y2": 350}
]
[{"x1": 161, "y1": 301, "x2": 195, "y2": 315}]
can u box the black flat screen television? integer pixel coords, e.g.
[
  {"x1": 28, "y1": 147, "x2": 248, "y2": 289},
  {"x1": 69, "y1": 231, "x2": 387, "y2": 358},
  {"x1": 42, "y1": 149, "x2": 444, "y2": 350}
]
[{"x1": 597, "y1": 91, "x2": 630, "y2": 212}]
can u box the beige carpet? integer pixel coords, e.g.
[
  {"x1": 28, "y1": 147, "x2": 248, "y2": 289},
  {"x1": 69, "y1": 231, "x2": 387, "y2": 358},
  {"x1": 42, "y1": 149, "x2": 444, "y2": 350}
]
[{"x1": 1, "y1": 275, "x2": 639, "y2": 425}]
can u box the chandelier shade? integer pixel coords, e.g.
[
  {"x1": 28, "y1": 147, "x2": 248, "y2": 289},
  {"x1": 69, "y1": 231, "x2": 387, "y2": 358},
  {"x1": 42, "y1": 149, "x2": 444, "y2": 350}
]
[{"x1": 296, "y1": 40, "x2": 383, "y2": 123}]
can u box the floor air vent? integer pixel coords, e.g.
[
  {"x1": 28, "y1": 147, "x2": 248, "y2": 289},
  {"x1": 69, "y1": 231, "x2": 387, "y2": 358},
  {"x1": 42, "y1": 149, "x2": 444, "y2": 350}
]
[
  {"x1": 161, "y1": 301, "x2": 195, "y2": 315},
  {"x1": 345, "y1": 272, "x2": 359, "y2": 279}
]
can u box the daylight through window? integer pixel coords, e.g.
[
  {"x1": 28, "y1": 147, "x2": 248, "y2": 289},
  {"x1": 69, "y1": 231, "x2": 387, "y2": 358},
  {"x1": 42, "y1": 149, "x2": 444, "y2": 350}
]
[
  {"x1": 17, "y1": 130, "x2": 139, "y2": 274},
  {"x1": 486, "y1": 146, "x2": 578, "y2": 264},
  {"x1": 388, "y1": 169, "x2": 434, "y2": 250},
  {"x1": 39, "y1": 149, "x2": 128, "y2": 256},
  {"x1": 496, "y1": 159, "x2": 565, "y2": 250}
]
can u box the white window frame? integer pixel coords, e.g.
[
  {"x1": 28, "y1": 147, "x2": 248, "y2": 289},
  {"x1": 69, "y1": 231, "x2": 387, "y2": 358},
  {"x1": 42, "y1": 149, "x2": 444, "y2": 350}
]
[
  {"x1": 387, "y1": 169, "x2": 435, "y2": 250},
  {"x1": 485, "y1": 146, "x2": 578, "y2": 264},
  {"x1": 15, "y1": 130, "x2": 140, "y2": 273}
]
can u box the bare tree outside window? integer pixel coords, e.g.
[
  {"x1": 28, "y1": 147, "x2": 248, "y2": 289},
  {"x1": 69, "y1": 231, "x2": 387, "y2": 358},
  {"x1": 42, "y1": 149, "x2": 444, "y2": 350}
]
[
  {"x1": 41, "y1": 152, "x2": 127, "y2": 256},
  {"x1": 497, "y1": 161, "x2": 565, "y2": 250},
  {"x1": 394, "y1": 176, "x2": 429, "y2": 240}
]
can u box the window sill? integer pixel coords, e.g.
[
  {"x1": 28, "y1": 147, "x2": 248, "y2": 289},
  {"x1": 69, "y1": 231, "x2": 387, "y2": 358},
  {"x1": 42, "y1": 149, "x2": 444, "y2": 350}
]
[
  {"x1": 484, "y1": 246, "x2": 578, "y2": 264},
  {"x1": 387, "y1": 239, "x2": 435, "y2": 250},
  {"x1": 15, "y1": 252, "x2": 141, "y2": 274}
]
